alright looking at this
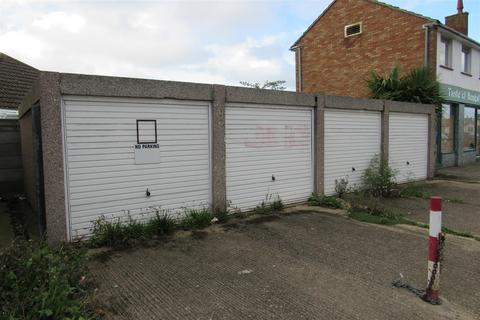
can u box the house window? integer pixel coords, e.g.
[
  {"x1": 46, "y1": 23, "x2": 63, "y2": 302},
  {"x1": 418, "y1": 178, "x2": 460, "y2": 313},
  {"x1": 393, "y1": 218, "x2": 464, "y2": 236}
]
[
  {"x1": 136, "y1": 120, "x2": 157, "y2": 144},
  {"x1": 463, "y1": 107, "x2": 476, "y2": 151},
  {"x1": 344, "y1": 22, "x2": 362, "y2": 37},
  {"x1": 441, "y1": 104, "x2": 455, "y2": 153},
  {"x1": 439, "y1": 37, "x2": 452, "y2": 67},
  {"x1": 461, "y1": 46, "x2": 471, "y2": 74}
]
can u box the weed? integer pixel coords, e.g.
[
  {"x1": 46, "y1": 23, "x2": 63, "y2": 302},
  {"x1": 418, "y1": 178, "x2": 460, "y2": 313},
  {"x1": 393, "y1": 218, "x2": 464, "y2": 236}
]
[
  {"x1": 253, "y1": 201, "x2": 271, "y2": 215},
  {"x1": 441, "y1": 227, "x2": 474, "y2": 238},
  {"x1": 213, "y1": 209, "x2": 230, "y2": 223},
  {"x1": 334, "y1": 178, "x2": 349, "y2": 198},
  {"x1": 182, "y1": 208, "x2": 213, "y2": 229},
  {"x1": 348, "y1": 211, "x2": 402, "y2": 225},
  {"x1": 0, "y1": 240, "x2": 97, "y2": 319},
  {"x1": 90, "y1": 216, "x2": 143, "y2": 248},
  {"x1": 403, "y1": 218, "x2": 478, "y2": 240},
  {"x1": 347, "y1": 196, "x2": 404, "y2": 225},
  {"x1": 253, "y1": 195, "x2": 284, "y2": 214},
  {"x1": 90, "y1": 212, "x2": 177, "y2": 248},
  {"x1": 270, "y1": 197, "x2": 284, "y2": 211},
  {"x1": 362, "y1": 154, "x2": 398, "y2": 197},
  {"x1": 148, "y1": 213, "x2": 176, "y2": 236},
  {"x1": 400, "y1": 183, "x2": 431, "y2": 199},
  {"x1": 447, "y1": 198, "x2": 464, "y2": 204},
  {"x1": 308, "y1": 193, "x2": 344, "y2": 209}
]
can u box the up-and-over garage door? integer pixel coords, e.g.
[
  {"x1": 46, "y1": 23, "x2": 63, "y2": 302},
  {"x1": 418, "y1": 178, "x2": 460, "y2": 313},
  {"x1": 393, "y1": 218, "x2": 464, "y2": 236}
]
[
  {"x1": 62, "y1": 97, "x2": 211, "y2": 239},
  {"x1": 225, "y1": 104, "x2": 314, "y2": 211},
  {"x1": 324, "y1": 109, "x2": 381, "y2": 195},
  {"x1": 389, "y1": 113, "x2": 428, "y2": 183}
]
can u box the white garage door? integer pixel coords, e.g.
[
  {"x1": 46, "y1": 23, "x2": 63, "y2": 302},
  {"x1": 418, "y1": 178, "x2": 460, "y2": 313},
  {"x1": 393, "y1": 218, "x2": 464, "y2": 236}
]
[
  {"x1": 389, "y1": 113, "x2": 428, "y2": 183},
  {"x1": 324, "y1": 109, "x2": 381, "y2": 195},
  {"x1": 62, "y1": 96, "x2": 211, "y2": 239},
  {"x1": 225, "y1": 104, "x2": 313, "y2": 211}
]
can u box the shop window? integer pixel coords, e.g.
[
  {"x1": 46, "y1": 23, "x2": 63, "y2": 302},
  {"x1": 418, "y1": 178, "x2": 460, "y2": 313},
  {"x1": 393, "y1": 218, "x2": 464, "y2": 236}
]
[
  {"x1": 441, "y1": 104, "x2": 455, "y2": 153},
  {"x1": 463, "y1": 107, "x2": 476, "y2": 151},
  {"x1": 477, "y1": 109, "x2": 480, "y2": 153}
]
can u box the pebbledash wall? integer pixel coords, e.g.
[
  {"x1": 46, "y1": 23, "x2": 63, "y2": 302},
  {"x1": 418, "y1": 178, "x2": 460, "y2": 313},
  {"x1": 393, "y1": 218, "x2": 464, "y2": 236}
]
[{"x1": 19, "y1": 72, "x2": 436, "y2": 243}]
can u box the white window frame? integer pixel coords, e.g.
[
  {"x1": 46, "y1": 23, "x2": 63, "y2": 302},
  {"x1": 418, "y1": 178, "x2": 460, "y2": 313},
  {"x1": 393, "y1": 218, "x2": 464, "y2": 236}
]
[
  {"x1": 440, "y1": 37, "x2": 452, "y2": 68},
  {"x1": 461, "y1": 46, "x2": 471, "y2": 74},
  {"x1": 344, "y1": 22, "x2": 362, "y2": 38}
]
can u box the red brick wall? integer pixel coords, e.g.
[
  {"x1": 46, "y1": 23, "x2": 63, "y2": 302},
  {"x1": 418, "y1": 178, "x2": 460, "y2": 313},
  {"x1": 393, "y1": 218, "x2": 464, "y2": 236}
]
[
  {"x1": 445, "y1": 13, "x2": 468, "y2": 35},
  {"x1": 296, "y1": 0, "x2": 431, "y2": 97}
]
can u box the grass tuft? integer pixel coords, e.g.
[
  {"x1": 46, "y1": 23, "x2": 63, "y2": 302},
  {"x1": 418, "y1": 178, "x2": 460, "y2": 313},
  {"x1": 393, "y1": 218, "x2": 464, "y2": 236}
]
[
  {"x1": 181, "y1": 208, "x2": 214, "y2": 229},
  {"x1": 90, "y1": 213, "x2": 177, "y2": 248}
]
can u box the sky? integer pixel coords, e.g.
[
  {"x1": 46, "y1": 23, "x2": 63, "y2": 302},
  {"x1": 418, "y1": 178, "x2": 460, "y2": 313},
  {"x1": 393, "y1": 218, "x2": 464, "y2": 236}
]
[{"x1": 1, "y1": 0, "x2": 478, "y2": 91}]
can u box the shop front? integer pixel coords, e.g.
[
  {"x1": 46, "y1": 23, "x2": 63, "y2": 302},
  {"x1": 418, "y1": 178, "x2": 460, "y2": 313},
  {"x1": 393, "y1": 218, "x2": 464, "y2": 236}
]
[{"x1": 438, "y1": 84, "x2": 480, "y2": 167}]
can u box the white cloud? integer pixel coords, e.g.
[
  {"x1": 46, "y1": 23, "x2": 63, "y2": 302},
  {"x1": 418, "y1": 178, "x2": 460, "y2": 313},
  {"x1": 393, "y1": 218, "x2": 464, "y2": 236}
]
[
  {"x1": 32, "y1": 11, "x2": 86, "y2": 33},
  {"x1": 0, "y1": 1, "x2": 300, "y2": 90}
]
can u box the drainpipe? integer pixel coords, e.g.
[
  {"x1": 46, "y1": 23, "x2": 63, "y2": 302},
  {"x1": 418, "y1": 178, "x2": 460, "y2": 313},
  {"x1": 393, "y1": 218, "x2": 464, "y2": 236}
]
[
  {"x1": 423, "y1": 23, "x2": 432, "y2": 66},
  {"x1": 290, "y1": 45, "x2": 303, "y2": 92}
]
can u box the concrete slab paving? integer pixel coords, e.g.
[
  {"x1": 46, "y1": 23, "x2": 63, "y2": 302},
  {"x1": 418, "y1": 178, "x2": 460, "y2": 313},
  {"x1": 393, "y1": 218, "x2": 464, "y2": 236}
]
[
  {"x1": 437, "y1": 162, "x2": 480, "y2": 183},
  {"x1": 382, "y1": 196, "x2": 480, "y2": 237},
  {"x1": 90, "y1": 211, "x2": 480, "y2": 320}
]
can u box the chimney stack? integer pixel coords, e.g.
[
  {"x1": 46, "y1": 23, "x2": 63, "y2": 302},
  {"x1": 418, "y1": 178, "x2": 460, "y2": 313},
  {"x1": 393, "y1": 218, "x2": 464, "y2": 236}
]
[{"x1": 445, "y1": 0, "x2": 469, "y2": 35}]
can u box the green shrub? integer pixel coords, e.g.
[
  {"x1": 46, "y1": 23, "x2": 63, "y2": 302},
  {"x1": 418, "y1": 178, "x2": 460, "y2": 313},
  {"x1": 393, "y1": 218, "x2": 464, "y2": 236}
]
[
  {"x1": 0, "y1": 240, "x2": 96, "y2": 320},
  {"x1": 362, "y1": 154, "x2": 397, "y2": 197},
  {"x1": 308, "y1": 193, "x2": 344, "y2": 209},
  {"x1": 182, "y1": 208, "x2": 213, "y2": 229}
]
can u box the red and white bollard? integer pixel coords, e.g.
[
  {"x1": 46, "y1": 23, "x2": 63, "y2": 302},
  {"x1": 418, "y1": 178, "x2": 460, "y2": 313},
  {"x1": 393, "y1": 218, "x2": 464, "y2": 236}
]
[{"x1": 424, "y1": 196, "x2": 442, "y2": 304}]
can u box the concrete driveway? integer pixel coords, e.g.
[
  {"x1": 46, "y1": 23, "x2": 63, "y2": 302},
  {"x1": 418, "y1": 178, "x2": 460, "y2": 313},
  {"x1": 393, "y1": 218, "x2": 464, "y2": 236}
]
[
  {"x1": 91, "y1": 211, "x2": 480, "y2": 320},
  {"x1": 384, "y1": 162, "x2": 480, "y2": 237}
]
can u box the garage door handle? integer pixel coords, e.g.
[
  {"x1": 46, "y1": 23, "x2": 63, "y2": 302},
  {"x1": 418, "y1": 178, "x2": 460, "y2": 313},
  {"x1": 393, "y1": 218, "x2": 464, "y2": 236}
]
[
  {"x1": 352, "y1": 167, "x2": 356, "y2": 172},
  {"x1": 272, "y1": 175, "x2": 276, "y2": 181},
  {"x1": 406, "y1": 161, "x2": 410, "y2": 165}
]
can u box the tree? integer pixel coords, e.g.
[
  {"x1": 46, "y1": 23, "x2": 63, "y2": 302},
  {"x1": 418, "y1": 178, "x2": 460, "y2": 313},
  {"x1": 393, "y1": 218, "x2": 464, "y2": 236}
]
[
  {"x1": 367, "y1": 66, "x2": 444, "y2": 109},
  {"x1": 239, "y1": 80, "x2": 287, "y2": 90}
]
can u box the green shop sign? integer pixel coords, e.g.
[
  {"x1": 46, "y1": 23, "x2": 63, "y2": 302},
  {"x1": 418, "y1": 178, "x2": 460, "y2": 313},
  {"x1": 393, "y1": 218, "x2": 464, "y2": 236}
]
[{"x1": 439, "y1": 84, "x2": 480, "y2": 106}]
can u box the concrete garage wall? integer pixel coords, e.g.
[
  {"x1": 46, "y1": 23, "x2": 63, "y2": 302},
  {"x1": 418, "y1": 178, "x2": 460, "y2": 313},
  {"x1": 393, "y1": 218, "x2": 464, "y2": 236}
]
[
  {"x1": 19, "y1": 111, "x2": 35, "y2": 205},
  {"x1": 0, "y1": 119, "x2": 23, "y2": 195},
  {"x1": 19, "y1": 72, "x2": 436, "y2": 243}
]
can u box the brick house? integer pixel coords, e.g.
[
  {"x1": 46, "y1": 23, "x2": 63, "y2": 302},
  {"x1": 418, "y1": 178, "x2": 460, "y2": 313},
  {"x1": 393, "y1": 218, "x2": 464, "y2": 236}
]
[
  {"x1": 291, "y1": 0, "x2": 480, "y2": 168},
  {"x1": 0, "y1": 53, "x2": 39, "y2": 195}
]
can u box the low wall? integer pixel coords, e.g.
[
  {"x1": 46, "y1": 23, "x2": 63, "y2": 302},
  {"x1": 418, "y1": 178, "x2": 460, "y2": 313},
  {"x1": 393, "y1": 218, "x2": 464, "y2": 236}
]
[
  {"x1": 19, "y1": 72, "x2": 437, "y2": 243},
  {"x1": 0, "y1": 119, "x2": 23, "y2": 195}
]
